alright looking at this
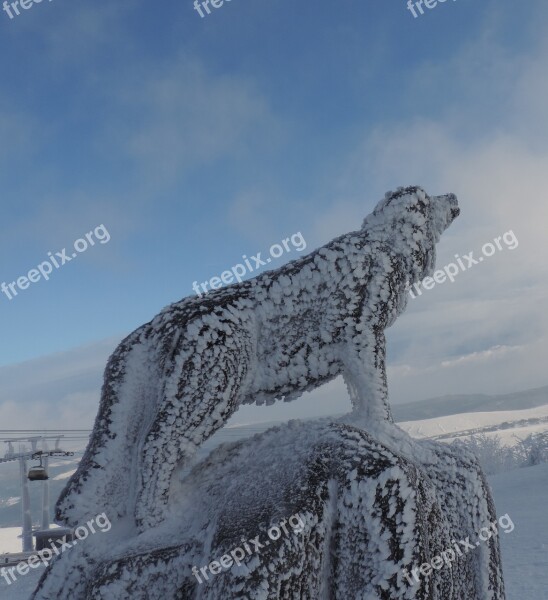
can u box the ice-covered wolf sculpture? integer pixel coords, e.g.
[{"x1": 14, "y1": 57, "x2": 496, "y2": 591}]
[
  {"x1": 56, "y1": 186, "x2": 459, "y2": 532},
  {"x1": 33, "y1": 186, "x2": 506, "y2": 600}
]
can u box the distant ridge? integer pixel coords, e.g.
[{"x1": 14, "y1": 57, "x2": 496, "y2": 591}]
[{"x1": 392, "y1": 385, "x2": 548, "y2": 422}]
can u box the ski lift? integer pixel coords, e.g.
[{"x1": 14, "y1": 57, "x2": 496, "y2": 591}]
[{"x1": 28, "y1": 454, "x2": 48, "y2": 481}]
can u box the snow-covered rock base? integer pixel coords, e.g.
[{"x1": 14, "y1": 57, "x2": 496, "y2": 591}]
[{"x1": 32, "y1": 420, "x2": 504, "y2": 599}]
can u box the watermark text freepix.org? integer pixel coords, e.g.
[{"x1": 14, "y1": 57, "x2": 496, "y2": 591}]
[
  {"x1": 408, "y1": 229, "x2": 518, "y2": 299},
  {"x1": 407, "y1": 0, "x2": 457, "y2": 19},
  {"x1": 193, "y1": 0, "x2": 231, "y2": 18},
  {"x1": 402, "y1": 513, "x2": 514, "y2": 586},
  {"x1": 1, "y1": 224, "x2": 111, "y2": 301},
  {"x1": 0, "y1": 512, "x2": 111, "y2": 585},
  {"x1": 192, "y1": 512, "x2": 305, "y2": 584},
  {"x1": 192, "y1": 231, "x2": 306, "y2": 296},
  {"x1": 3, "y1": 0, "x2": 53, "y2": 20}
]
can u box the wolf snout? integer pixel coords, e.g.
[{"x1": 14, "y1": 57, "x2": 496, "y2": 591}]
[{"x1": 437, "y1": 193, "x2": 460, "y2": 220}]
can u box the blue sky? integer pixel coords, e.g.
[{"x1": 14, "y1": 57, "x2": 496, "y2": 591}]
[{"x1": 1, "y1": 0, "x2": 547, "y2": 426}]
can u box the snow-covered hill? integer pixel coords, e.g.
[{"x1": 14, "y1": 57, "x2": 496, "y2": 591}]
[
  {"x1": 391, "y1": 384, "x2": 548, "y2": 422},
  {"x1": 398, "y1": 404, "x2": 548, "y2": 446}
]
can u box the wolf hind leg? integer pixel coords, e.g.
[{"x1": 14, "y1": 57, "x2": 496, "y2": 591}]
[
  {"x1": 135, "y1": 315, "x2": 256, "y2": 530},
  {"x1": 56, "y1": 327, "x2": 153, "y2": 527}
]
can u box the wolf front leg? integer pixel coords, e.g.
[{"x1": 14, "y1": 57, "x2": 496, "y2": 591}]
[
  {"x1": 342, "y1": 327, "x2": 393, "y2": 423},
  {"x1": 135, "y1": 311, "x2": 256, "y2": 530}
]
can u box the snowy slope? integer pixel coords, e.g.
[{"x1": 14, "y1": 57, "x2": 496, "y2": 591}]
[
  {"x1": 399, "y1": 404, "x2": 548, "y2": 446},
  {"x1": 391, "y1": 385, "x2": 548, "y2": 422}
]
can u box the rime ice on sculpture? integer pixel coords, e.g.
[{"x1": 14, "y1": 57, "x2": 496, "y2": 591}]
[
  {"x1": 55, "y1": 186, "x2": 459, "y2": 530},
  {"x1": 32, "y1": 187, "x2": 504, "y2": 600}
]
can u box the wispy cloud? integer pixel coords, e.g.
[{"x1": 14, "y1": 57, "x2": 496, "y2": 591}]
[
  {"x1": 97, "y1": 57, "x2": 282, "y2": 188},
  {"x1": 0, "y1": 338, "x2": 117, "y2": 429}
]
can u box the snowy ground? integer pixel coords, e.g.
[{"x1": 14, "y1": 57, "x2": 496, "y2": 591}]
[
  {"x1": 0, "y1": 526, "x2": 23, "y2": 554},
  {"x1": 0, "y1": 566, "x2": 43, "y2": 600},
  {"x1": 0, "y1": 524, "x2": 59, "y2": 600},
  {"x1": 1, "y1": 525, "x2": 62, "y2": 555},
  {"x1": 489, "y1": 462, "x2": 548, "y2": 600}
]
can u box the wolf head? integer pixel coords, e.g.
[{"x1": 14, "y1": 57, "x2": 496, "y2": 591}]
[{"x1": 362, "y1": 185, "x2": 460, "y2": 282}]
